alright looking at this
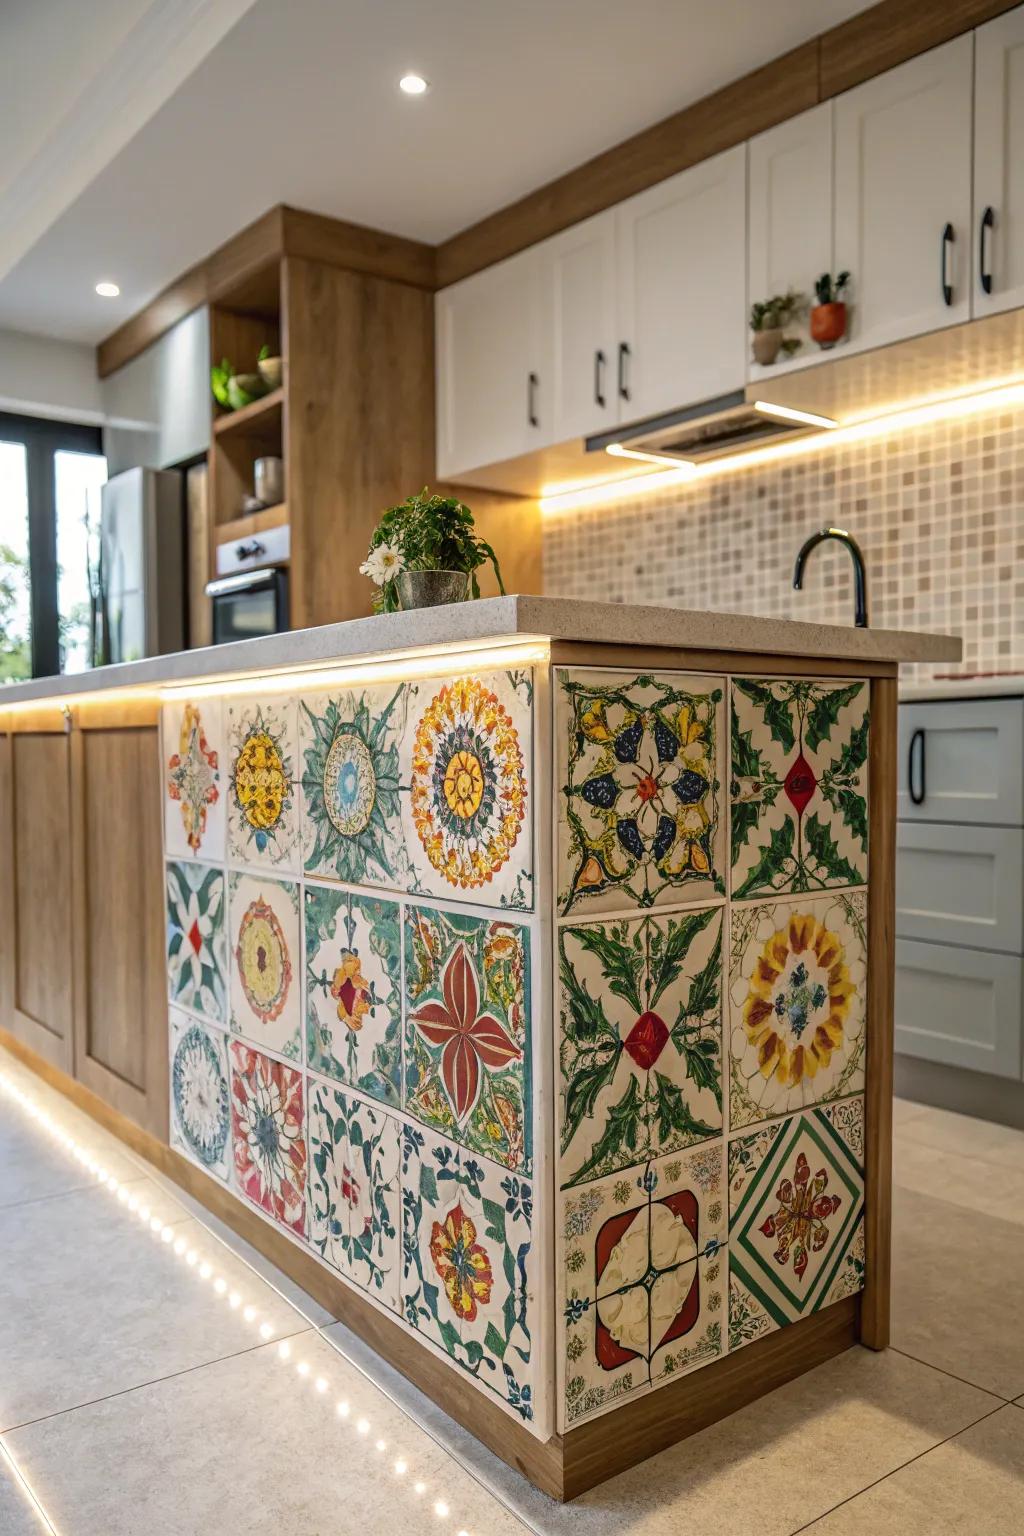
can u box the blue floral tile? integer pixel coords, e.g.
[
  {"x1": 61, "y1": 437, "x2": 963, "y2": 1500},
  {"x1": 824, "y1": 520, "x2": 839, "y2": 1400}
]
[
  {"x1": 169, "y1": 1006, "x2": 230, "y2": 1182},
  {"x1": 305, "y1": 884, "x2": 402, "y2": 1107},
  {"x1": 166, "y1": 859, "x2": 226, "y2": 1021}
]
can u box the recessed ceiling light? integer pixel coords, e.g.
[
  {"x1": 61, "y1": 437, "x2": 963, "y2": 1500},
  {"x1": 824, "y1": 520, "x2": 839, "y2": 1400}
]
[
  {"x1": 398, "y1": 73, "x2": 428, "y2": 96},
  {"x1": 95, "y1": 281, "x2": 120, "y2": 297}
]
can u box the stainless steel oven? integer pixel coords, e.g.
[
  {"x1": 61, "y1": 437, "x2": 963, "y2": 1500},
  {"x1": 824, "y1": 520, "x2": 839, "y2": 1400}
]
[{"x1": 206, "y1": 567, "x2": 289, "y2": 644}]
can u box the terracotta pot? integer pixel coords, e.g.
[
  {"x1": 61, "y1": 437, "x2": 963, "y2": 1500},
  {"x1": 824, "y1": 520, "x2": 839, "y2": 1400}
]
[
  {"x1": 396, "y1": 569, "x2": 470, "y2": 610},
  {"x1": 810, "y1": 301, "x2": 847, "y2": 348},
  {"x1": 751, "y1": 327, "x2": 783, "y2": 367}
]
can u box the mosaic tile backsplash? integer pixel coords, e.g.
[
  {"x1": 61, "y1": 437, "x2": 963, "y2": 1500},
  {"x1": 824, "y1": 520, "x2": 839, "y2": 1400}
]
[{"x1": 543, "y1": 404, "x2": 1024, "y2": 681}]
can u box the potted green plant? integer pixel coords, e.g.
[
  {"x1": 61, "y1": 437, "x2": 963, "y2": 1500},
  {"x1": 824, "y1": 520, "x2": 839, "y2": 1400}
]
[
  {"x1": 749, "y1": 290, "x2": 803, "y2": 366},
  {"x1": 360, "y1": 488, "x2": 505, "y2": 612},
  {"x1": 811, "y1": 271, "x2": 850, "y2": 348},
  {"x1": 210, "y1": 356, "x2": 268, "y2": 412}
]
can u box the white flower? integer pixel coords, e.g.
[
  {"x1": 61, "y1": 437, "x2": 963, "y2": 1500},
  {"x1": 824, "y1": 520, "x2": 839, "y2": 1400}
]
[{"x1": 359, "y1": 541, "x2": 405, "y2": 586}]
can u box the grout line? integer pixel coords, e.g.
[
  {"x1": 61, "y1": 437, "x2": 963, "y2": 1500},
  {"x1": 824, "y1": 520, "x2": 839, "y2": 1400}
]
[{"x1": 888, "y1": 1345, "x2": 1017, "y2": 1404}]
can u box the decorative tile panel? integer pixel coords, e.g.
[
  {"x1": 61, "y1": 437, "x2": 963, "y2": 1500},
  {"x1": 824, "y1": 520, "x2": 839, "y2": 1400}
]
[
  {"x1": 228, "y1": 872, "x2": 301, "y2": 1061},
  {"x1": 730, "y1": 679, "x2": 869, "y2": 899},
  {"x1": 226, "y1": 697, "x2": 299, "y2": 871},
  {"x1": 305, "y1": 884, "x2": 402, "y2": 1107},
  {"x1": 557, "y1": 669, "x2": 725, "y2": 916},
  {"x1": 229, "y1": 1040, "x2": 307, "y2": 1237},
  {"x1": 729, "y1": 890, "x2": 866, "y2": 1131},
  {"x1": 728, "y1": 1099, "x2": 864, "y2": 1352},
  {"x1": 166, "y1": 860, "x2": 226, "y2": 1022},
  {"x1": 404, "y1": 905, "x2": 531, "y2": 1174},
  {"x1": 169, "y1": 1007, "x2": 231, "y2": 1182},
  {"x1": 559, "y1": 908, "x2": 723, "y2": 1188},
  {"x1": 162, "y1": 699, "x2": 225, "y2": 860}
]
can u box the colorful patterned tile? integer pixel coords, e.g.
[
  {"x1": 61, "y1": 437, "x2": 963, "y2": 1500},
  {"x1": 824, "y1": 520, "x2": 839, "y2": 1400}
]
[
  {"x1": 559, "y1": 907, "x2": 723, "y2": 1188},
  {"x1": 226, "y1": 697, "x2": 299, "y2": 872},
  {"x1": 404, "y1": 905, "x2": 531, "y2": 1174},
  {"x1": 556, "y1": 668, "x2": 726, "y2": 916},
  {"x1": 729, "y1": 890, "x2": 866, "y2": 1131},
  {"x1": 228, "y1": 872, "x2": 301, "y2": 1061},
  {"x1": 728, "y1": 1099, "x2": 865, "y2": 1352},
  {"x1": 400, "y1": 1126, "x2": 536, "y2": 1425},
  {"x1": 305, "y1": 884, "x2": 402, "y2": 1107},
  {"x1": 307, "y1": 1079, "x2": 401, "y2": 1312},
  {"x1": 229, "y1": 1040, "x2": 307, "y2": 1237},
  {"x1": 169, "y1": 1007, "x2": 231, "y2": 1182},
  {"x1": 162, "y1": 699, "x2": 225, "y2": 861},
  {"x1": 166, "y1": 860, "x2": 226, "y2": 1022},
  {"x1": 561, "y1": 1141, "x2": 726, "y2": 1427},
  {"x1": 730, "y1": 678, "x2": 869, "y2": 898},
  {"x1": 298, "y1": 684, "x2": 412, "y2": 889},
  {"x1": 399, "y1": 670, "x2": 534, "y2": 910}
]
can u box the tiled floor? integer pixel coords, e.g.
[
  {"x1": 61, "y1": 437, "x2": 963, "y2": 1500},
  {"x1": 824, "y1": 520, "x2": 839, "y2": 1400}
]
[{"x1": 1, "y1": 1050, "x2": 1023, "y2": 1535}]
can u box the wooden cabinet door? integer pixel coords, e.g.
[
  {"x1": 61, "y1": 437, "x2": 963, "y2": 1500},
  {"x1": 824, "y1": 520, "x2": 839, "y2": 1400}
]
[
  {"x1": 543, "y1": 211, "x2": 618, "y2": 442},
  {"x1": 747, "y1": 102, "x2": 833, "y2": 384},
  {"x1": 615, "y1": 144, "x2": 746, "y2": 422},
  {"x1": 833, "y1": 36, "x2": 973, "y2": 355},
  {"x1": 974, "y1": 7, "x2": 1024, "y2": 317},
  {"x1": 435, "y1": 247, "x2": 548, "y2": 478}
]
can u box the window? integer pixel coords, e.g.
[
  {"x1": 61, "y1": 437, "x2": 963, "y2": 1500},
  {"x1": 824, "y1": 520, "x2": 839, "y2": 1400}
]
[{"x1": 0, "y1": 413, "x2": 106, "y2": 680}]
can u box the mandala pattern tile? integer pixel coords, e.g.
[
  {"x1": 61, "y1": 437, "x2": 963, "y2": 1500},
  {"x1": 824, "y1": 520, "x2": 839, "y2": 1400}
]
[
  {"x1": 557, "y1": 669, "x2": 725, "y2": 916},
  {"x1": 169, "y1": 1007, "x2": 231, "y2": 1182},
  {"x1": 401, "y1": 670, "x2": 533, "y2": 910},
  {"x1": 166, "y1": 860, "x2": 227, "y2": 1022},
  {"x1": 561, "y1": 1141, "x2": 726, "y2": 1427},
  {"x1": 305, "y1": 884, "x2": 402, "y2": 1107},
  {"x1": 226, "y1": 697, "x2": 299, "y2": 871},
  {"x1": 307, "y1": 1079, "x2": 401, "y2": 1312},
  {"x1": 229, "y1": 1041, "x2": 307, "y2": 1236},
  {"x1": 401, "y1": 1126, "x2": 535, "y2": 1424},
  {"x1": 299, "y1": 684, "x2": 412, "y2": 889},
  {"x1": 162, "y1": 699, "x2": 225, "y2": 860},
  {"x1": 559, "y1": 907, "x2": 723, "y2": 1188},
  {"x1": 730, "y1": 678, "x2": 869, "y2": 898},
  {"x1": 728, "y1": 1100, "x2": 865, "y2": 1352},
  {"x1": 729, "y1": 890, "x2": 866, "y2": 1130},
  {"x1": 228, "y1": 872, "x2": 301, "y2": 1061},
  {"x1": 404, "y1": 905, "x2": 531, "y2": 1174}
]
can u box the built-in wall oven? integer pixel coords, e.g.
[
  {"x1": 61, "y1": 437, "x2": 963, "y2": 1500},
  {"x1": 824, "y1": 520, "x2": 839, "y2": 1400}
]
[{"x1": 206, "y1": 567, "x2": 289, "y2": 644}]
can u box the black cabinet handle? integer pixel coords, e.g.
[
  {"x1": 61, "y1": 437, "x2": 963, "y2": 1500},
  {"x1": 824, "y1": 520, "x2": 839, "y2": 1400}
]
[
  {"x1": 594, "y1": 349, "x2": 606, "y2": 408},
  {"x1": 980, "y1": 205, "x2": 995, "y2": 296},
  {"x1": 617, "y1": 341, "x2": 631, "y2": 402},
  {"x1": 527, "y1": 371, "x2": 539, "y2": 428},
  {"x1": 236, "y1": 539, "x2": 266, "y2": 561},
  {"x1": 941, "y1": 222, "x2": 955, "y2": 307},
  {"x1": 908, "y1": 727, "x2": 926, "y2": 806}
]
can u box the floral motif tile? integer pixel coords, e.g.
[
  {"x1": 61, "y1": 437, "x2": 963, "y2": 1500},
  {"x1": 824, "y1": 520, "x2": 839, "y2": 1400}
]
[
  {"x1": 404, "y1": 905, "x2": 531, "y2": 1174},
  {"x1": 559, "y1": 907, "x2": 723, "y2": 1188},
  {"x1": 307, "y1": 1079, "x2": 401, "y2": 1312},
  {"x1": 166, "y1": 860, "x2": 226, "y2": 1022},
  {"x1": 730, "y1": 678, "x2": 869, "y2": 899},
  {"x1": 229, "y1": 1040, "x2": 306, "y2": 1236},
  {"x1": 226, "y1": 697, "x2": 299, "y2": 871},
  {"x1": 228, "y1": 872, "x2": 301, "y2": 1061},
  {"x1": 305, "y1": 884, "x2": 402, "y2": 1107},
  {"x1": 162, "y1": 699, "x2": 225, "y2": 861},
  {"x1": 401, "y1": 1125, "x2": 535, "y2": 1424},
  {"x1": 400, "y1": 670, "x2": 534, "y2": 910},
  {"x1": 729, "y1": 890, "x2": 866, "y2": 1131},
  {"x1": 169, "y1": 1007, "x2": 231, "y2": 1182},
  {"x1": 556, "y1": 669, "x2": 725, "y2": 916},
  {"x1": 728, "y1": 1098, "x2": 864, "y2": 1352},
  {"x1": 562, "y1": 1141, "x2": 725, "y2": 1428},
  {"x1": 299, "y1": 684, "x2": 413, "y2": 889}
]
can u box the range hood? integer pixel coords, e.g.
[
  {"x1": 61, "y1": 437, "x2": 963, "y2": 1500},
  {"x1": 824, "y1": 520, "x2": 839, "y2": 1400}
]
[{"x1": 585, "y1": 390, "x2": 836, "y2": 466}]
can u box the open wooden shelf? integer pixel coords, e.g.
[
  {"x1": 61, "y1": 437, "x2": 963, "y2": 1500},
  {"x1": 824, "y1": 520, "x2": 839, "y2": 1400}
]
[
  {"x1": 213, "y1": 386, "x2": 283, "y2": 439},
  {"x1": 214, "y1": 503, "x2": 288, "y2": 545}
]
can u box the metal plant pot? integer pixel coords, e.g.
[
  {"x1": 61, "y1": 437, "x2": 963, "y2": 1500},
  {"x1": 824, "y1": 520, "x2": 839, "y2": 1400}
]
[{"x1": 396, "y1": 569, "x2": 470, "y2": 609}]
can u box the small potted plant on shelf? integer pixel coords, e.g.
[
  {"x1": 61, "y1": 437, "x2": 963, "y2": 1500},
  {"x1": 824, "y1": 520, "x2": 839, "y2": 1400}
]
[
  {"x1": 749, "y1": 290, "x2": 803, "y2": 366},
  {"x1": 811, "y1": 271, "x2": 850, "y2": 348},
  {"x1": 360, "y1": 488, "x2": 505, "y2": 612}
]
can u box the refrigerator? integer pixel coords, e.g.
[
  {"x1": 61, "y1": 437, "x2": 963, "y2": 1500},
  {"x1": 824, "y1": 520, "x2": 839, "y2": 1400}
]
[{"x1": 99, "y1": 467, "x2": 185, "y2": 664}]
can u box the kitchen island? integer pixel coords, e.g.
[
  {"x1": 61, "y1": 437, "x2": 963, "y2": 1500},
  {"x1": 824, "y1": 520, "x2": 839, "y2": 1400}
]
[{"x1": 0, "y1": 596, "x2": 959, "y2": 1498}]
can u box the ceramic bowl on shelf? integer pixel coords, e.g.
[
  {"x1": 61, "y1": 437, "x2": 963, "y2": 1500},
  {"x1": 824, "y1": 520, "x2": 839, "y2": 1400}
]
[{"x1": 258, "y1": 355, "x2": 283, "y2": 390}]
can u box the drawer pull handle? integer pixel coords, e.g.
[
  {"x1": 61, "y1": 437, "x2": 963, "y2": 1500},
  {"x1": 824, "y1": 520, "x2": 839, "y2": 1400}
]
[{"x1": 908, "y1": 727, "x2": 926, "y2": 806}]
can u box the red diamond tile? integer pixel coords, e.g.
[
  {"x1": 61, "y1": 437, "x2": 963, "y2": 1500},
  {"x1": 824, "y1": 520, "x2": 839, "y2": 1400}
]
[
  {"x1": 783, "y1": 752, "x2": 818, "y2": 816},
  {"x1": 623, "y1": 1010, "x2": 670, "y2": 1070}
]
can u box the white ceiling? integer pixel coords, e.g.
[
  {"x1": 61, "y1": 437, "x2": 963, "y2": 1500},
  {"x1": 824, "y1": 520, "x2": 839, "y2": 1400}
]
[{"x1": 0, "y1": 0, "x2": 871, "y2": 345}]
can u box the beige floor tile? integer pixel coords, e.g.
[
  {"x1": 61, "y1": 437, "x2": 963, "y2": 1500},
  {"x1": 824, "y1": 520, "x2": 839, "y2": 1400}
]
[
  {"x1": 893, "y1": 1137, "x2": 1024, "y2": 1229},
  {"x1": 892, "y1": 1096, "x2": 929, "y2": 1130},
  {"x1": 804, "y1": 1403, "x2": 1024, "y2": 1532},
  {"x1": 896, "y1": 1101, "x2": 1024, "y2": 1178},
  {"x1": 0, "y1": 1450, "x2": 51, "y2": 1535}
]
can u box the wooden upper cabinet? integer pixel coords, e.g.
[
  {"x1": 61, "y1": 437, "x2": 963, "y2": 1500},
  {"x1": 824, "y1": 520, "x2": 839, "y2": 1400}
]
[
  {"x1": 543, "y1": 212, "x2": 617, "y2": 444},
  {"x1": 747, "y1": 102, "x2": 834, "y2": 383},
  {"x1": 973, "y1": 6, "x2": 1024, "y2": 317},
  {"x1": 615, "y1": 145, "x2": 747, "y2": 422},
  {"x1": 833, "y1": 35, "x2": 974, "y2": 356}
]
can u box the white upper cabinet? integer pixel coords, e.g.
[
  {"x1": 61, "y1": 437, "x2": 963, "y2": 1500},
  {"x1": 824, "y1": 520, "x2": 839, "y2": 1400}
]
[
  {"x1": 543, "y1": 212, "x2": 618, "y2": 443},
  {"x1": 747, "y1": 102, "x2": 834, "y2": 382},
  {"x1": 834, "y1": 35, "x2": 974, "y2": 354},
  {"x1": 615, "y1": 145, "x2": 747, "y2": 422},
  {"x1": 435, "y1": 247, "x2": 548, "y2": 479},
  {"x1": 974, "y1": 7, "x2": 1024, "y2": 316}
]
